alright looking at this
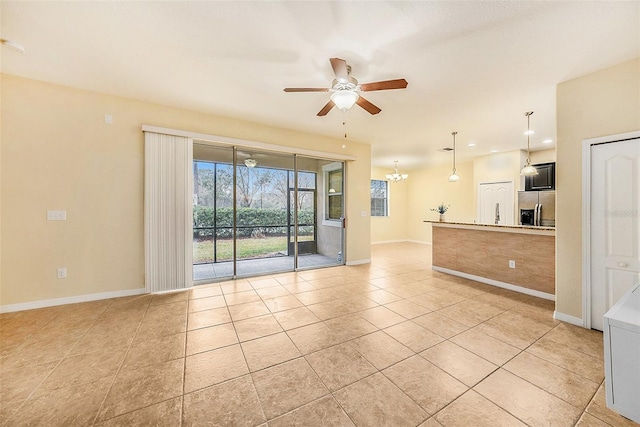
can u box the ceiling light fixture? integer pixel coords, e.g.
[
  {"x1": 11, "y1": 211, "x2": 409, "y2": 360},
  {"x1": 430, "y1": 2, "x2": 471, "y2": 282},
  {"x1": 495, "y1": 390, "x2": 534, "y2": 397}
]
[
  {"x1": 520, "y1": 111, "x2": 539, "y2": 176},
  {"x1": 244, "y1": 158, "x2": 257, "y2": 168},
  {"x1": 1, "y1": 39, "x2": 26, "y2": 53},
  {"x1": 543, "y1": 139, "x2": 553, "y2": 144},
  {"x1": 448, "y1": 131, "x2": 460, "y2": 182},
  {"x1": 330, "y1": 90, "x2": 359, "y2": 111},
  {"x1": 386, "y1": 160, "x2": 408, "y2": 183}
]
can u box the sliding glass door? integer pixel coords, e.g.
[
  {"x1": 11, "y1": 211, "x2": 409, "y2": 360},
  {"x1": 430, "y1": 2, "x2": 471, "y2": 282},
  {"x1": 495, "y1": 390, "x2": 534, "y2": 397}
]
[
  {"x1": 235, "y1": 149, "x2": 295, "y2": 276},
  {"x1": 192, "y1": 142, "x2": 345, "y2": 283},
  {"x1": 192, "y1": 144, "x2": 234, "y2": 282}
]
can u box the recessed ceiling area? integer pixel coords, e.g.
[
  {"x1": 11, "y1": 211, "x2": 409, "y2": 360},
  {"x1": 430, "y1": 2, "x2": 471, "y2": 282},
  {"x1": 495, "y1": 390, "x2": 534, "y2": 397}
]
[{"x1": 1, "y1": 1, "x2": 638, "y2": 169}]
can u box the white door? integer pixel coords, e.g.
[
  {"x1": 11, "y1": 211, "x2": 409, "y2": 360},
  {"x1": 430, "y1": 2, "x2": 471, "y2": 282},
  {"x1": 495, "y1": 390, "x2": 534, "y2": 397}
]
[
  {"x1": 478, "y1": 181, "x2": 514, "y2": 225},
  {"x1": 590, "y1": 137, "x2": 640, "y2": 330}
]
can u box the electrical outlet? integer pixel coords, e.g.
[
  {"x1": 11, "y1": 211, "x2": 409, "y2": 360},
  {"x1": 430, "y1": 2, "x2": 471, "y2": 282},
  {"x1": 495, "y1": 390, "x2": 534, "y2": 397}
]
[
  {"x1": 57, "y1": 268, "x2": 67, "y2": 279},
  {"x1": 509, "y1": 260, "x2": 516, "y2": 269}
]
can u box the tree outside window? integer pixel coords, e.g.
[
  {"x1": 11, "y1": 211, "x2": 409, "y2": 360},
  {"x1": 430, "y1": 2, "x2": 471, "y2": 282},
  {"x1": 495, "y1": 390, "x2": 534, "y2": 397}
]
[{"x1": 370, "y1": 179, "x2": 388, "y2": 217}]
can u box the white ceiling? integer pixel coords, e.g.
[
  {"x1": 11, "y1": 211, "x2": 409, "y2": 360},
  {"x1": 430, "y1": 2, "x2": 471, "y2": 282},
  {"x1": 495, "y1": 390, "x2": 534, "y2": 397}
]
[{"x1": 2, "y1": 1, "x2": 639, "y2": 170}]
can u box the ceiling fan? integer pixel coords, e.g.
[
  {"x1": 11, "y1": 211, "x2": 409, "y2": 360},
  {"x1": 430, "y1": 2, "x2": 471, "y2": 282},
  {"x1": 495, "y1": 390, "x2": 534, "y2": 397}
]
[{"x1": 284, "y1": 58, "x2": 408, "y2": 116}]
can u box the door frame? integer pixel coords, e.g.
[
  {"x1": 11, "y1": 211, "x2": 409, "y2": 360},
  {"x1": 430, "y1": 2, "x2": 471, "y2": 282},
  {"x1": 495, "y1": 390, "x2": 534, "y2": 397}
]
[{"x1": 581, "y1": 130, "x2": 640, "y2": 329}]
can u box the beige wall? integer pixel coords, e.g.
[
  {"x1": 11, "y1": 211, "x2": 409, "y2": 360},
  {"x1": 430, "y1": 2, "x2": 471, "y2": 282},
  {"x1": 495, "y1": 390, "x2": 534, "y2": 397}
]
[
  {"x1": 530, "y1": 148, "x2": 556, "y2": 164},
  {"x1": 370, "y1": 167, "x2": 408, "y2": 243},
  {"x1": 406, "y1": 161, "x2": 475, "y2": 244},
  {"x1": 0, "y1": 74, "x2": 371, "y2": 307},
  {"x1": 556, "y1": 57, "x2": 640, "y2": 320}
]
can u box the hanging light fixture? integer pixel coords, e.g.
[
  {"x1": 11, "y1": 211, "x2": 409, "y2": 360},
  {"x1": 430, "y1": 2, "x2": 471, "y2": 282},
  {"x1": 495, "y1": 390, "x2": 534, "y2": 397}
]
[
  {"x1": 448, "y1": 131, "x2": 460, "y2": 182},
  {"x1": 520, "y1": 111, "x2": 538, "y2": 176},
  {"x1": 386, "y1": 160, "x2": 408, "y2": 183},
  {"x1": 330, "y1": 90, "x2": 359, "y2": 111},
  {"x1": 244, "y1": 158, "x2": 257, "y2": 168}
]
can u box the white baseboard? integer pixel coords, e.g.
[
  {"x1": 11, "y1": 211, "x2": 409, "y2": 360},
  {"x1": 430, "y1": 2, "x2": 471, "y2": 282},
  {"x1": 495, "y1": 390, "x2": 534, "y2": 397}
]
[
  {"x1": 553, "y1": 311, "x2": 585, "y2": 327},
  {"x1": 371, "y1": 240, "x2": 409, "y2": 245},
  {"x1": 432, "y1": 266, "x2": 555, "y2": 301},
  {"x1": 346, "y1": 259, "x2": 371, "y2": 266},
  {"x1": 371, "y1": 240, "x2": 431, "y2": 245},
  {"x1": 406, "y1": 240, "x2": 431, "y2": 245},
  {"x1": 0, "y1": 288, "x2": 147, "y2": 314}
]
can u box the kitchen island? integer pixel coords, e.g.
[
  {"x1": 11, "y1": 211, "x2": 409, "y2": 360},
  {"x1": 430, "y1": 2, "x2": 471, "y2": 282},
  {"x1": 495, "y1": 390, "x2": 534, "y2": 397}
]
[{"x1": 425, "y1": 221, "x2": 555, "y2": 300}]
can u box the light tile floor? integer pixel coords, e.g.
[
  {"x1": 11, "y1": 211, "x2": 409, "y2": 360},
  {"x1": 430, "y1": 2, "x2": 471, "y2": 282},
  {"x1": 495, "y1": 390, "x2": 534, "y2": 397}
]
[{"x1": 1, "y1": 242, "x2": 638, "y2": 426}]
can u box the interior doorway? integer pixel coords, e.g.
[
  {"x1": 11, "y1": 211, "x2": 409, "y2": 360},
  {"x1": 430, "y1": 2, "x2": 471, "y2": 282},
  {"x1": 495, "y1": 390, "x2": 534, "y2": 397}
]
[{"x1": 585, "y1": 132, "x2": 640, "y2": 330}]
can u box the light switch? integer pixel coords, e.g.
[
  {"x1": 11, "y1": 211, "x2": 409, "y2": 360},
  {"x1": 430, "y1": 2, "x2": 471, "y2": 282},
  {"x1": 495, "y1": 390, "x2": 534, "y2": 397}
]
[{"x1": 47, "y1": 210, "x2": 67, "y2": 221}]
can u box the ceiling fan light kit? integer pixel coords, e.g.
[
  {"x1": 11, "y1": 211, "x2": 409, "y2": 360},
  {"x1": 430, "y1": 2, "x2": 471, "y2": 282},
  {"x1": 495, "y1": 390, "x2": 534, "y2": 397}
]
[
  {"x1": 284, "y1": 57, "x2": 408, "y2": 116},
  {"x1": 520, "y1": 111, "x2": 539, "y2": 176},
  {"x1": 331, "y1": 90, "x2": 359, "y2": 111}
]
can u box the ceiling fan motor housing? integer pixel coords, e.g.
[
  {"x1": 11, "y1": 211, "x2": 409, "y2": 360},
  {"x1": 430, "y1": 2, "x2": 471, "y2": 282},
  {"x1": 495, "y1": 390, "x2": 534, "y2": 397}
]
[{"x1": 331, "y1": 77, "x2": 359, "y2": 92}]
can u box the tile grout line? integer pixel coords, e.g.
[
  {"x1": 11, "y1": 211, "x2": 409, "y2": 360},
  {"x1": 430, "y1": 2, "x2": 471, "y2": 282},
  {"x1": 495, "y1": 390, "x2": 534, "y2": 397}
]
[
  {"x1": 232, "y1": 279, "x2": 269, "y2": 424},
  {"x1": 90, "y1": 296, "x2": 154, "y2": 425}
]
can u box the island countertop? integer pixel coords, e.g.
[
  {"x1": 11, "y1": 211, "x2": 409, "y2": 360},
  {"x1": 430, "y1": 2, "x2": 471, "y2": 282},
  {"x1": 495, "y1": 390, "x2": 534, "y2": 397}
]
[{"x1": 424, "y1": 221, "x2": 555, "y2": 236}]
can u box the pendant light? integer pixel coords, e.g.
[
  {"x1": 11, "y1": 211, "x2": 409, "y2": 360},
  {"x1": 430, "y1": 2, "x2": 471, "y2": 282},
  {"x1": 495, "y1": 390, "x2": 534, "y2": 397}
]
[
  {"x1": 386, "y1": 160, "x2": 408, "y2": 183},
  {"x1": 244, "y1": 158, "x2": 257, "y2": 168},
  {"x1": 448, "y1": 131, "x2": 460, "y2": 182},
  {"x1": 520, "y1": 111, "x2": 538, "y2": 176}
]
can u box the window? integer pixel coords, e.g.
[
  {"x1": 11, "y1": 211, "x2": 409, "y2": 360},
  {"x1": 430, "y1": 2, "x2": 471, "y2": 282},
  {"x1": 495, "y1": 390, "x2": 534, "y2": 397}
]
[
  {"x1": 370, "y1": 179, "x2": 388, "y2": 217},
  {"x1": 322, "y1": 162, "x2": 344, "y2": 225}
]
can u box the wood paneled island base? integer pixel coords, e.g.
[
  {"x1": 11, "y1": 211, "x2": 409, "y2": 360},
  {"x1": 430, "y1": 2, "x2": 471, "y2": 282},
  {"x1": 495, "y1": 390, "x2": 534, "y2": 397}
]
[{"x1": 428, "y1": 222, "x2": 555, "y2": 299}]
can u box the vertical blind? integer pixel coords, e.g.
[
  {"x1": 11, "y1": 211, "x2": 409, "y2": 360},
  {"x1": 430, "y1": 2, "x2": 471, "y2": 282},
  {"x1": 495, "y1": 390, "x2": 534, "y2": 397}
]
[{"x1": 144, "y1": 132, "x2": 193, "y2": 293}]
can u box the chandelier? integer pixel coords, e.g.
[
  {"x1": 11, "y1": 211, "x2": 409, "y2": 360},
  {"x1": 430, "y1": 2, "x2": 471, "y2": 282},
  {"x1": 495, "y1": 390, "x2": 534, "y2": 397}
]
[{"x1": 386, "y1": 160, "x2": 408, "y2": 183}]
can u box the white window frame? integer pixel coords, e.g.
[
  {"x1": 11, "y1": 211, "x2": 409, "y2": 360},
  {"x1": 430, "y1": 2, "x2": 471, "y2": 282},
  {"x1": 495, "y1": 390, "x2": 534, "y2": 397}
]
[{"x1": 322, "y1": 162, "x2": 344, "y2": 227}]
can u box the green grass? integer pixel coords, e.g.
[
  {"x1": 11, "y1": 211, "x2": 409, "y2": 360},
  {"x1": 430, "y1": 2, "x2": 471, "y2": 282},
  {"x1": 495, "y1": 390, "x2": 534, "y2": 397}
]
[{"x1": 193, "y1": 235, "x2": 313, "y2": 263}]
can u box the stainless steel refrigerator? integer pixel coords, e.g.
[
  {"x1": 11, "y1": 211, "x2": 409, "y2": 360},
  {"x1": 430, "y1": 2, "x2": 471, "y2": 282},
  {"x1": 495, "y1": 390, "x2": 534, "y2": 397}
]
[{"x1": 517, "y1": 191, "x2": 555, "y2": 227}]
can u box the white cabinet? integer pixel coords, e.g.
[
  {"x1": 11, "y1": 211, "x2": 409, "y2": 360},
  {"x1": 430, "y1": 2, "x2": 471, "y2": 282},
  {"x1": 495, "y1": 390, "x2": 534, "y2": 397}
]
[{"x1": 603, "y1": 283, "x2": 640, "y2": 423}]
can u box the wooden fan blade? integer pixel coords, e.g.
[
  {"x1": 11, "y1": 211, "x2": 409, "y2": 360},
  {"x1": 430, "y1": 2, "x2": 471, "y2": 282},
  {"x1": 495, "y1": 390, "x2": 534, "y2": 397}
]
[
  {"x1": 360, "y1": 79, "x2": 408, "y2": 92},
  {"x1": 317, "y1": 100, "x2": 335, "y2": 116},
  {"x1": 330, "y1": 57, "x2": 349, "y2": 82},
  {"x1": 356, "y1": 96, "x2": 382, "y2": 115},
  {"x1": 284, "y1": 87, "x2": 329, "y2": 92}
]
